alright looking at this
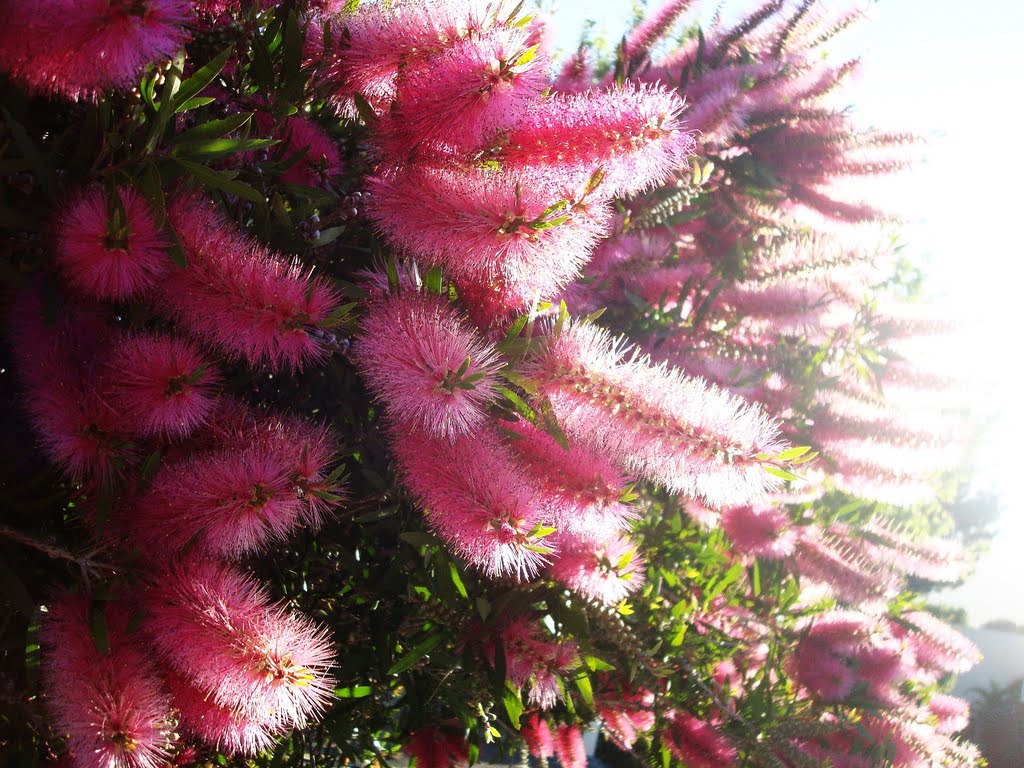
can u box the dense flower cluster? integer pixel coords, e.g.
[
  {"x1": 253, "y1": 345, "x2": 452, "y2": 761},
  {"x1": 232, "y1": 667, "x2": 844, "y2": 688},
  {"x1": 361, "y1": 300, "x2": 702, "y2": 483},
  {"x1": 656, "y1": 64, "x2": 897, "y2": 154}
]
[{"x1": 0, "y1": 1, "x2": 983, "y2": 768}]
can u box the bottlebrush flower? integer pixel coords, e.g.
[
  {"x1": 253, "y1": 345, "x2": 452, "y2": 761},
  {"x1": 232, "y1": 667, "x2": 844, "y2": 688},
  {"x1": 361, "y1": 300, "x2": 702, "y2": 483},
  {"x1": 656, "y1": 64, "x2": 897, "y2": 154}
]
[
  {"x1": 367, "y1": 164, "x2": 612, "y2": 298},
  {"x1": 133, "y1": 440, "x2": 314, "y2": 559},
  {"x1": 274, "y1": 116, "x2": 344, "y2": 187},
  {"x1": 55, "y1": 186, "x2": 170, "y2": 301},
  {"x1": 380, "y1": 24, "x2": 549, "y2": 154},
  {"x1": 166, "y1": 670, "x2": 277, "y2": 756},
  {"x1": 496, "y1": 616, "x2": 579, "y2": 710},
  {"x1": 389, "y1": 427, "x2": 554, "y2": 580},
  {"x1": 483, "y1": 83, "x2": 692, "y2": 198},
  {"x1": 623, "y1": 0, "x2": 694, "y2": 62},
  {"x1": 162, "y1": 194, "x2": 341, "y2": 371},
  {"x1": 40, "y1": 595, "x2": 178, "y2": 768},
  {"x1": 896, "y1": 611, "x2": 980, "y2": 676},
  {"x1": 927, "y1": 693, "x2": 971, "y2": 735},
  {"x1": 663, "y1": 712, "x2": 737, "y2": 768},
  {"x1": 526, "y1": 319, "x2": 786, "y2": 507},
  {"x1": 520, "y1": 713, "x2": 554, "y2": 760},
  {"x1": 0, "y1": 0, "x2": 193, "y2": 100},
  {"x1": 355, "y1": 291, "x2": 502, "y2": 439},
  {"x1": 793, "y1": 612, "x2": 911, "y2": 705},
  {"x1": 720, "y1": 504, "x2": 797, "y2": 559},
  {"x1": 144, "y1": 559, "x2": 336, "y2": 729},
  {"x1": 548, "y1": 531, "x2": 646, "y2": 606},
  {"x1": 596, "y1": 677, "x2": 656, "y2": 750},
  {"x1": 101, "y1": 332, "x2": 220, "y2": 440},
  {"x1": 503, "y1": 419, "x2": 638, "y2": 540},
  {"x1": 792, "y1": 525, "x2": 903, "y2": 607},
  {"x1": 553, "y1": 724, "x2": 586, "y2": 768},
  {"x1": 404, "y1": 727, "x2": 470, "y2": 768},
  {"x1": 9, "y1": 290, "x2": 128, "y2": 482}
]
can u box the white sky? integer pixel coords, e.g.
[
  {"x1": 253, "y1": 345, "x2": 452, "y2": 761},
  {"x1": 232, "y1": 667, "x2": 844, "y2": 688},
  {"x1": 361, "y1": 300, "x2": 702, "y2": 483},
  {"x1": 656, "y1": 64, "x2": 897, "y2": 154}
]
[{"x1": 550, "y1": 0, "x2": 1024, "y2": 626}]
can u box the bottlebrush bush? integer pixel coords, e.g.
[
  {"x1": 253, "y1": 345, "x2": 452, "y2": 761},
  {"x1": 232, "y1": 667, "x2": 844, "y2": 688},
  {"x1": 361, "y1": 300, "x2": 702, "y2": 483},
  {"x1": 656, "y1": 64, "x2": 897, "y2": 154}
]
[{"x1": 0, "y1": 2, "x2": 984, "y2": 768}]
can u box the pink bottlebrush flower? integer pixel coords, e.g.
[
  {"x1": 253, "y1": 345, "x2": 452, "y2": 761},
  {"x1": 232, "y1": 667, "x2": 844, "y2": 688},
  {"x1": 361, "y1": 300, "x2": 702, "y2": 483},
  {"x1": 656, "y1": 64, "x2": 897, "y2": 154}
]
[
  {"x1": 162, "y1": 194, "x2": 341, "y2": 371},
  {"x1": 101, "y1": 332, "x2": 220, "y2": 440},
  {"x1": 596, "y1": 677, "x2": 655, "y2": 750},
  {"x1": 404, "y1": 728, "x2": 470, "y2": 768},
  {"x1": 623, "y1": 0, "x2": 694, "y2": 61},
  {"x1": 144, "y1": 559, "x2": 336, "y2": 729},
  {"x1": 497, "y1": 617, "x2": 579, "y2": 710},
  {"x1": 166, "y1": 670, "x2": 277, "y2": 756},
  {"x1": 323, "y1": 0, "x2": 497, "y2": 111},
  {"x1": 549, "y1": 531, "x2": 646, "y2": 606},
  {"x1": 134, "y1": 441, "x2": 310, "y2": 559},
  {"x1": 389, "y1": 427, "x2": 554, "y2": 581},
  {"x1": 486, "y1": 83, "x2": 692, "y2": 199},
  {"x1": 552, "y1": 47, "x2": 593, "y2": 94},
  {"x1": 527, "y1": 319, "x2": 787, "y2": 507},
  {"x1": 520, "y1": 713, "x2": 554, "y2": 760},
  {"x1": 55, "y1": 186, "x2": 170, "y2": 301},
  {"x1": 792, "y1": 525, "x2": 903, "y2": 607},
  {"x1": 553, "y1": 724, "x2": 586, "y2": 768},
  {"x1": 720, "y1": 504, "x2": 797, "y2": 560},
  {"x1": 274, "y1": 116, "x2": 344, "y2": 187},
  {"x1": 859, "y1": 518, "x2": 968, "y2": 584},
  {"x1": 379, "y1": 24, "x2": 549, "y2": 154},
  {"x1": 40, "y1": 595, "x2": 178, "y2": 768},
  {"x1": 663, "y1": 712, "x2": 737, "y2": 768},
  {"x1": 9, "y1": 290, "x2": 128, "y2": 482},
  {"x1": 367, "y1": 163, "x2": 612, "y2": 299},
  {"x1": 897, "y1": 611, "x2": 980, "y2": 676},
  {"x1": 355, "y1": 291, "x2": 502, "y2": 439},
  {"x1": 0, "y1": 0, "x2": 192, "y2": 100},
  {"x1": 793, "y1": 612, "x2": 910, "y2": 705},
  {"x1": 503, "y1": 419, "x2": 638, "y2": 541},
  {"x1": 927, "y1": 693, "x2": 970, "y2": 735}
]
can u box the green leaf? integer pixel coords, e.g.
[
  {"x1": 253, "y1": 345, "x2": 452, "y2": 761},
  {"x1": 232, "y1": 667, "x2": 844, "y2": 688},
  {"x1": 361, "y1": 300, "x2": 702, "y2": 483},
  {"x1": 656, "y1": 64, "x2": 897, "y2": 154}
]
[
  {"x1": 172, "y1": 47, "x2": 232, "y2": 110},
  {"x1": 134, "y1": 161, "x2": 166, "y2": 229},
  {"x1": 140, "y1": 449, "x2": 163, "y2": 483},
  {"x1": 514, "y1": 43, "x2": 541, "y2": 68},
  {"x1": 173, "y1": 112, "x2": 254, "y2": 144},
  {"x1": 448, "y1": 561, "x2": 468, "y2": 599},
  {"x1": 424, "y1": 266, "x2": 443, "y2": 295},
  {"x1": 498, "y1": 387, "x2": 536, "y2": 422},
  {"x1": 385, "y1": 256, "x2": 400, "y2": 293},
  {"x1": 175, "y1": 158, "x2": 265, "y2": 203},
  {"x1": 399, "y1": 531, "x2": 441, "y2": 549},
  {"x1": 387, "y1": 633, "x2": 444, "y2": 676},
  {"x1": 335, "y1": 684, "x2": 373, "y2": 698},
  {"x1": 584, "y1": 655, "x2": 616, "y2": 672},
  {"x1": 502, "y1": 685, "x2": 524, "y2": 729},
  {"x1": 174, "y1": 96, "x2": 216, "y2": 113},
  {"x1": 791, "y1": 450, "x2": 820, "y2": 465},
  {"x1": 772, "y1": 445, "x2": 812, "y2": 462},
  {"x1": 172, "y1": 137, "x2": 277, "y2": 161},
  {"x1": 764, "y1": 465, "x2": 799, "y2": 482},
  {"x1": 353, "y1": 92, "x2": 379, "y2": 126}
]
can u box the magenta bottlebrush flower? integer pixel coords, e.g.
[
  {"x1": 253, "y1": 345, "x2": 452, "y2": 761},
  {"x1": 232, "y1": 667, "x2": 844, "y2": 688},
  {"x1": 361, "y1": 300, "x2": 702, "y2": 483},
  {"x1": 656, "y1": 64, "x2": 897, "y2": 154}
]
[
  {"x1": 367, "y1": 164, "x2": 612, "y2": 300},
  {"x1": 623, "y1": 0, "x2": 694, "y2": 61},
  {"x1": 55, "y1": 186, "x2": 169, "y2": 301},
  {"x1": 390, "y1": 427, "x2": 554, "y2": 580},
  {"x1": 553, "y1": 724, "x2": 586, "y2": 768},
  {"x1": 166, "y1": 670, "x2": 277, "y2": 756},
  {"x1": 897, "y1": 611, "x2": 980, "y2": 676},
  {"x1": 275, "y1": 116, "x2": 344, "y2": 187},
  {"x1": 549, "y1": 532, "x2": 646, "y2": 606},
  {"x1": 40, "y1": 595, "x2": 178, "y2": 768},
  {"x1": 503, "y1": 419, "x2": 638, "y2": 540},
  {"x1": 0, "y1": 0, "x2": 192, "y2": 100},
  {"x1": 663, "y1": 712, "x2": 737, "y2": 768},
  {"x1": 497, "y1": 617, "x2": 579, "y2": 710},
  {"x1": 9, "y1": 290, "x2": 128, "y2": 482},
  {"x1": 927, "y1": 693, "x2": 970, "y2": 735},
  {"x1": 720, "y1": 504, "x2": 797, "y2": 560},
  {"x1": 101, "y1": 332, "x2": 220, "y2": 440},
  {"x1": 380, "y1": 24, "x2": 549, "y2": 154},
  {"x1": 355, "y1": 291, "x2": 502, "y2": 439},
  {"x1": 404, "y1": 728, "x2": 470, "y2": 768},
  {"x1": 596, "y1": 677, "x2": 655, "y2": 750},
  {"x1": 520, "y1": 713, "x2": 554, "y2": 760},
  {"x1": 134, "y1": 442, "x2": 308, "y2": 558},
  {"x1": 144, "y1": 559, "x2": 336, "y2": 729},
  {"x1": 793, "y1": 612, "x2": 911, "y2": 705},
  {"x1": 527, "y1": 319, "x2": 786, "y2": 507},
  {"x1": 162, "y1": 194, "x2": 341, "y2": 371},
  {"x1": 485, "y1": 83, "x2": 692, "y2": 198}
]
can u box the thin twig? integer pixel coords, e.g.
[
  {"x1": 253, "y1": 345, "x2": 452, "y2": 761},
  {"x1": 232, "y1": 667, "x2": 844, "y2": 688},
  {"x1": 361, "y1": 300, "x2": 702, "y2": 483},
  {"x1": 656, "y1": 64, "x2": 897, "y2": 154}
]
[{"x1": 0, "y1": 524, "x2": 119, "y2": 585}]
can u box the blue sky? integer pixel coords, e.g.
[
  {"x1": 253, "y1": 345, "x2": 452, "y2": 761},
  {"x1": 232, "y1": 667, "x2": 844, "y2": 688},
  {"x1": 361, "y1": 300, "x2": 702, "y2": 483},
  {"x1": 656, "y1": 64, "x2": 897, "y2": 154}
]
[{"x1": 550, "y1": 0, "x2": 1024, "y2": 626}]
